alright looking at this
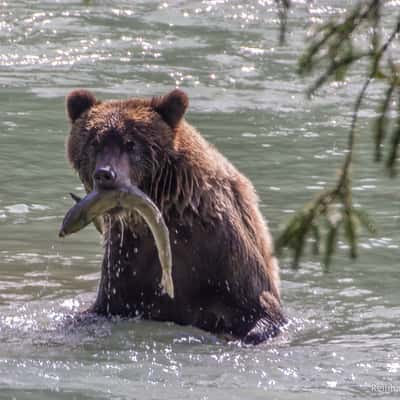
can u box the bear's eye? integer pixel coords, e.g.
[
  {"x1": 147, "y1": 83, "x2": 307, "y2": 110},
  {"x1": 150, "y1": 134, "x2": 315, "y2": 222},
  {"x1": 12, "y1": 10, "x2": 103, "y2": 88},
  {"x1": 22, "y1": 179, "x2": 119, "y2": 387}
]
[{"x1": 126, "y1": 141, "x2": 136, "y2": 152}]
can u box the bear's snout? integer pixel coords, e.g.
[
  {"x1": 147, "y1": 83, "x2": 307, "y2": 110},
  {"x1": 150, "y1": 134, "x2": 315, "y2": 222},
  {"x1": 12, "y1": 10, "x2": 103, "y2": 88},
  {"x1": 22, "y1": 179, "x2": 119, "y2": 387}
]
[
  {"x1": 92, "y1": 141, "x2": 132, "y2": 191},
  {"x1": 93, "y1": 166, "x2": 117, "y2": 190}
]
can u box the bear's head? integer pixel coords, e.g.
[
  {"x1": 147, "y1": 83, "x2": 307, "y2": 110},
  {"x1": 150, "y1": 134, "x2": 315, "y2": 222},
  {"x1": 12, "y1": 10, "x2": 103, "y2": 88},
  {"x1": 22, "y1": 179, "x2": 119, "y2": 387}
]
[{"x1": 65, "y1": 89, "x2": 189, "y2": 201}]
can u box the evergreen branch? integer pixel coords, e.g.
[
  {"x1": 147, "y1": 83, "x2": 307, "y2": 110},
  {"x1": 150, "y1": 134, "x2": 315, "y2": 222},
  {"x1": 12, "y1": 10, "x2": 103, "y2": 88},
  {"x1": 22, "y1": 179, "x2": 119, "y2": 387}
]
[{"x1": 276, "y1": 0, "x2": 400, "y2": 269}]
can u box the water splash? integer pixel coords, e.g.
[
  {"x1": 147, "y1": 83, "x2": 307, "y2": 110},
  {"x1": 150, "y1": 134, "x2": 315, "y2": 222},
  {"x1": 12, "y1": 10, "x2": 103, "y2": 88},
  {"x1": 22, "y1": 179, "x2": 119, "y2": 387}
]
[
  {"x1": 105, "y1": 214, "x2": 112, "y2": 315},
  {"x1": 118, "y1": 216, "x2": 124, "y2": 249}
]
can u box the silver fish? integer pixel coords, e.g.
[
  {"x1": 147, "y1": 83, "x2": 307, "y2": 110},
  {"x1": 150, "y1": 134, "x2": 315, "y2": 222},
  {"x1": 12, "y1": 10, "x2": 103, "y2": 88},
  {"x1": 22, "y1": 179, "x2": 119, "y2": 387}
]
[{"x1": 59, "y1": 187, "x2": 174, "y2": 299}]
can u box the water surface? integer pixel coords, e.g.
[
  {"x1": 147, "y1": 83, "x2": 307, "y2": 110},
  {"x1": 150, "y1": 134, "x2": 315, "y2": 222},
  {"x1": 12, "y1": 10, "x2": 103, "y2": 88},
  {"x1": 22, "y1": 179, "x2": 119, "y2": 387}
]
[{"x1": 1, "y1": 1, "x2": 399, "y2": 399}]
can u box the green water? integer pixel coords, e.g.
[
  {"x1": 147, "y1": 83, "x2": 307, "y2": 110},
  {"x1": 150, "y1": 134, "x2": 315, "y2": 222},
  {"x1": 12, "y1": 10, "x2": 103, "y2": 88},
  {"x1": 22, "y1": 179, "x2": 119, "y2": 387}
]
[{"x1": 1, "y1": 1, "x2": 399, "y2": 399}]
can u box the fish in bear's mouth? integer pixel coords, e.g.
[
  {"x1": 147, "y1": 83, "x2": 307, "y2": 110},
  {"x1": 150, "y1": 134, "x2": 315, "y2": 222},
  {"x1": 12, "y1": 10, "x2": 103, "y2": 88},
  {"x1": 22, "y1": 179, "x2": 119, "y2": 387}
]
[{"x1": 59, "y1": 186, "x2": 175, "y2": 299}]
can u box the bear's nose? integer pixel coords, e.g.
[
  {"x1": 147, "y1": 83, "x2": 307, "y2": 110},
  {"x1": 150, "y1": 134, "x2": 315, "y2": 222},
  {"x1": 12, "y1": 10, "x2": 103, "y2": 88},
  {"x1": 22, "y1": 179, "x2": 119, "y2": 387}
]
[{"x1": 93, "y1": 167, "x2": 117, "y2": 189}]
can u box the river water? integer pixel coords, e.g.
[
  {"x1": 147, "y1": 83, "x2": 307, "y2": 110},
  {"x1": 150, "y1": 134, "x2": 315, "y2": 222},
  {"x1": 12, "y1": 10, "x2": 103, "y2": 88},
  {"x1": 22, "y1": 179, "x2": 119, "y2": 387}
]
[{"x1": 1, "y1": 1, "x2": 399, "y2": 399}]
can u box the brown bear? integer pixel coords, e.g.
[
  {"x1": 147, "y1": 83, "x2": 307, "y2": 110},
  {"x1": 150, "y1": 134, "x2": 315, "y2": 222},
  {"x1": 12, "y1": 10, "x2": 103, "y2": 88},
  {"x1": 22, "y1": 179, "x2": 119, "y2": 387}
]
[{"x1": 65, "y1": 88, "x2": 286, "y2": 344}]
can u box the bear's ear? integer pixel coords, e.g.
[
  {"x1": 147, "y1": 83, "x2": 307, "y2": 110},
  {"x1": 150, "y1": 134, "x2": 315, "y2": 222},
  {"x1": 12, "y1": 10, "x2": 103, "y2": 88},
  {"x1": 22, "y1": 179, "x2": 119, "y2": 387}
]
[
  {"x1": 66, "y1": 89, "x2": 97, "y2": 123},
  {"x1": 151, "y1": 89, "x2": 189, "y2": 129}
]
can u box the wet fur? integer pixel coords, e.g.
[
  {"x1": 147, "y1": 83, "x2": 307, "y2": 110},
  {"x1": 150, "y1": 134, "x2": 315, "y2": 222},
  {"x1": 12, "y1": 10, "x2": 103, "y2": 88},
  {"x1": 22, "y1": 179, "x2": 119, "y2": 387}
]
[{"x1": 65, "y1": 89, "x2": 286, "y2": 344}]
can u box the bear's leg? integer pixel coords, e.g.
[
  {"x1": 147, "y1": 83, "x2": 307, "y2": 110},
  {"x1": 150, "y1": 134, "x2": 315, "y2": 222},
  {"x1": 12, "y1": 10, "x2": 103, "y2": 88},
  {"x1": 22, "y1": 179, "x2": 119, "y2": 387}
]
[
  {"x1": 193, "y1": 295, "x2": 284, "y2": 344},
  {"x1": 194, "y1": 301, "x2": 234, "y2": 334},
  {"x1": 193, "y1": 300, "x2": 253, "y2": 340},
  {"x1": 242, "y1": 291, "x2": 287, "y2": 345}
]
